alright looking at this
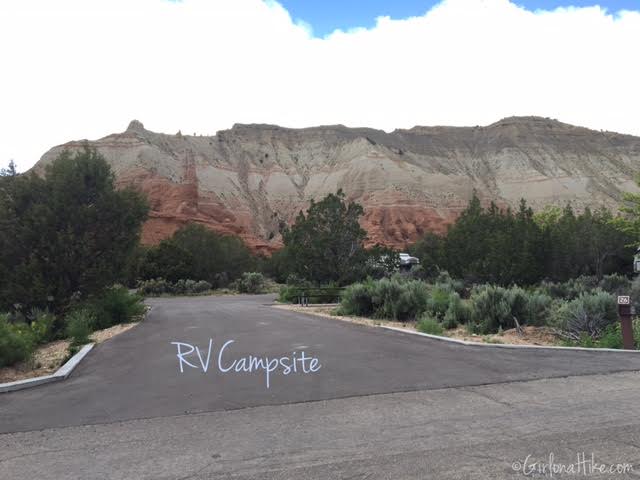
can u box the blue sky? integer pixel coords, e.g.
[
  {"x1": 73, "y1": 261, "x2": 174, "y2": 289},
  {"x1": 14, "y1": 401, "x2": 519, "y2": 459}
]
[
  {"x1": 1, "y1": 0, "x2": 639, "y2": 170},
  {"x1": 279, "y1": 0, "x2": 639, "y2": 36}
]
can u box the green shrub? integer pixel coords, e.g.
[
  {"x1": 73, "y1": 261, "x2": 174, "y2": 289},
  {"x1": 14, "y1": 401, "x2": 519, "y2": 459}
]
[
  {"x1": 417, "y1": 314, "x2": 445, "y2": 335},
  {"x1": 372, "y1": 278, "x2": 428, "y2": 321},
  {"x1": 137, "y1": 278, "x2": 212, "y2": 296},
  {"x1": 0, "y1": 314, "x2": 36, "y2": 367},
  {"x1": 565, "y1": 318, "x2": 640, "y2": 350},
  {"x1": 427, "y1": 284, "x2": 453, "y2": 319},
  {"x1": 505, "y1": 287, "x2": 530, "y2": 324},
  {"x1": 551, "y1": 290, "x2": 617, "y2": 338},
  {"x1": 470, "y1": 285, "x2": 513, "y2": 333},
  {"x1": 599, "y1": 273, "x2": 632, "y2": 297},
  {"x1": 339, "y1": 280, "x2": 375, "y2": 316},
  {"x1": 137, "y1": 278, "x2": 172, "y2": 296},
  {"x1": 522, "y1": 292, "x2": 553, "y2": 326},
  {"x1": 27, "y1": 308, "x2": 56, "y2": 344},
  {"x1": 442, "y1": 293, "x2": 472, "y2": 329},
  {"x1": 470, "y1": 285, "x2": 554, "y2": 333},
  {"x1": 192, "y1": 280, "x2": 212, "y2": 293},
  {"x1": 278, "y1": 284, "x2": 300, "y2": 304},
  {"x1": 538, "y1": 275, "x2": 599, "y2": 300},
  {"x1": 234, "y1": 272, "x2": 266, "y2": 294},
  {"x1": 340, "y1": 278, "x2": 428, "y2": 321},
  {"x1": 433, "y1": 271, "x2": 465, "y2": 295},
  {"x1": 90, "y1": 286, "x2": 145, "y2": 330},
  {"x1": 65, "y1": 309, "x2": 95, "y2": 346},
  {"x1": 595, "y1": 324, "x2": 624, "y2": 349}
]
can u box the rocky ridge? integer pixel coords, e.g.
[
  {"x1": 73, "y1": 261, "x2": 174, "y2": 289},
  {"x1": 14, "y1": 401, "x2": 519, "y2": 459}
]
[{"x1": 34, "y1": 117, "x2": 640, "y2": 253}]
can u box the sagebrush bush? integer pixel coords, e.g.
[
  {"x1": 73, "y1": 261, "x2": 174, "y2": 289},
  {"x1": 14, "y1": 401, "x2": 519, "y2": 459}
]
[
  {"x1": 417, "y1": 314, "x2": 445, "y2": 335},
  {"x1": 470, "y1": 285, "x2": 555, "y2": 333},
  {"x1": 470, "y1": 285, "x2": 513, "y2": 333},
  {"x1": 442, "y1": 293, "x2": 472, "y2": 329},
  {"x1": 339, "y1": 280, "x2": 375, "y2": 316},
  {"x1": 427, "y1": 283, "x2": 453, "y2": 319},
  {"x1": 65, "y1": 309, "x2": 95, "y2": 346},
  {"x1": 340, "y1": 278, "x2": 428, "y2": 321},
  {"x1": 90, "y1": 286, "x2": 146, "y2": 330},
  {"x1": 0, "y1": 314, "x2": 36, "y2": 367},
  {"x1": 551, "y1": 289, "x2": 617, "y2": 338},
  {"x1": 505, "y1": 287, "x2": 529, "y2": 324},
  {"x1": 137, "y1": 278, "x2": 212, "y2": 296},
  {"x1": 522, "y1": 292, "x2": 553, "y2": 326},
  {"x1": 538, "y1": 275, "x2": 599, "y2": 300},
  {"x1": 433, "y1": 271, "x2": 465, "y2": 295},
  {"x1": 234, "y1": 272, "x2": 266, "y2": 294},
  {"x1": 598, "y1": 273, "x2": 632, "y2": 297}
]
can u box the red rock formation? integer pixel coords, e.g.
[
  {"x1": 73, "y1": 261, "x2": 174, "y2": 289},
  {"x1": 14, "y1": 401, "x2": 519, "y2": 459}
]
[{"x1": 34, "y1": 117, "x2": 640, "y2": 254}]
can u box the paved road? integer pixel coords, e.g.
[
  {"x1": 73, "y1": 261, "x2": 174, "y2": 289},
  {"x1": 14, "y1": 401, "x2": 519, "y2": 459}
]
[
  {"x1": 3, "y1": 294, "x2": 640, "y2": 478},
  {"x1": 3, "y1": 372, "x2": 640, "y2": 479},
  {"x1": 4, "y1": 294, "x2": 640, "y2": 434}
]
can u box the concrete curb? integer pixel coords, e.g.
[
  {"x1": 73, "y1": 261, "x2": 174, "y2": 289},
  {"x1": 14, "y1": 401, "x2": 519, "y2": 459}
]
[
  {"x1": 0, "y1": 343, "x2": 94, "y2": 394},
  {"x1": 382, "y1": 326, "x2": 640, "y2": 353}
]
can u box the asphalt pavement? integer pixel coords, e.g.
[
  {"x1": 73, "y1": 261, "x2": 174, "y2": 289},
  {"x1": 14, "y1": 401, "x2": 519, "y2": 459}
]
[{"x1": 3, "y1": 294, "x2": 640, "y2": 479}]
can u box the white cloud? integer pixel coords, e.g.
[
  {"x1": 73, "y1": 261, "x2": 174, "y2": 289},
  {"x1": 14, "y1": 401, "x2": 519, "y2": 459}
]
[{"x1": 0, "y1": 0, "x2": 638, "y2": 171}]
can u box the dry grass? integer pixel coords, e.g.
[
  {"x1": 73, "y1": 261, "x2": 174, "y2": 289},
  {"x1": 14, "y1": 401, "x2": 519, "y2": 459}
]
[
  {"x1": 0, "y1": 322, "x2": 139, "y2": 384},
  {"x1": 446, "y1": 325, "x2": 559, "y2": 346}
]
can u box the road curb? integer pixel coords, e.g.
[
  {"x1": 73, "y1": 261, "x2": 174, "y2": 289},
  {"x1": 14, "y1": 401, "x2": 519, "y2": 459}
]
[
  {"x1": 0, "y1": 343, "x2": 94, "y2": 394},
  {"x1": 382, "y1": 326, "x2": 640, "y2": 353}
]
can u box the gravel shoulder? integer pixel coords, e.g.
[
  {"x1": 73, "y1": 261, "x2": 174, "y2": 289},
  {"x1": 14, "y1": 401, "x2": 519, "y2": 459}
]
[
  {"x1": 273, "y1": 304, "x2": 560, "y2": 347},
  {"x1": 0, "y1": 322, "x2": 140, "y2": 384}
]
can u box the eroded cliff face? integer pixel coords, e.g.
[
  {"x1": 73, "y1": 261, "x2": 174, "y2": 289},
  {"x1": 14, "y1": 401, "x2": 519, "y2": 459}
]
[{"x1": 34, "y1": 117, "x2": 640, "y2": 254}]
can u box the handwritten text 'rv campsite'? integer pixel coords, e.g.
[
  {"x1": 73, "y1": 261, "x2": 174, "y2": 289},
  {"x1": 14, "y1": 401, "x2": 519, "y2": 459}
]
[{"x1": 171, "y1": 339, "x2": 322, "y2": 388}]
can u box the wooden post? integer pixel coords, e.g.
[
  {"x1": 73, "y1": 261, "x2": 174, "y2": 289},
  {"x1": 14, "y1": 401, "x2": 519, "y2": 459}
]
[{"x1": 617, "y1": 296, "x2": 635, "y2": 350}]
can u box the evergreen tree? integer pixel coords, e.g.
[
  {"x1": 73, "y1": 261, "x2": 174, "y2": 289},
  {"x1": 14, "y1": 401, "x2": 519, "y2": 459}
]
[
  {"x1": 0, "y1": 160, "x2": 17, "y2": 177},
  {"x1": 281, "y1": 190, "x2": 368, "y2": 285},
  {"x1": 0, "y1": 147, "x2": 148, "y2": 312}
]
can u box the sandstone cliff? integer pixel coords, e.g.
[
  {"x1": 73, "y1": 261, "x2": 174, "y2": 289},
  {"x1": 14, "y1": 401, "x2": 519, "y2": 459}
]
[{"x1": 34, "y1": 117, "x2": 640, "y2": 254}]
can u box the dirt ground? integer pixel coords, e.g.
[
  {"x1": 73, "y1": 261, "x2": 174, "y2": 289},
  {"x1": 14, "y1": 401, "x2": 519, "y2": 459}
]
[
  {"x1": 273, "y1": 304, "x2": 560, "y2": 347},
  {"x1": 446, "y1": 325, "x2": 559, "y2": 346},
  {"x1": 0, "y1": 322, "x2": 140, "y2": 384}
]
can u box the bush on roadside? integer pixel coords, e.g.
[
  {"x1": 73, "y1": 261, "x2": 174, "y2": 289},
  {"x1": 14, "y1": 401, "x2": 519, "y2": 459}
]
[
  {"x1": 340, "y1": 277, "x2": 428, "y2": 321},
  {"x1": 278, "y1": 284, "x2": 300, "y2": 303},
  {"x1": 426, "y1": 283, "x2": 454, "y2": 319},
  {"x1": 550, "y1": 289, "x2": 617, "y2": 339},
  {"x1": 137, "y1": 278, "x2": 212, "y2": 297},
  {"x1": 27, "y1": 308, "x2": 56, "y2": 344},
  {"x1": 433, "y1": 271, "x2": 465, "y2": 295},
  {"x1": 442, "y1": 293, "x2": 472, "y2": 329},
  {"x1": 234, "y1": 272, "x2": 266, "y2": 294},
  {"x1": 0, "y1": 314, "x2": 36, "y2": 367},
  {"x1": 417, "y1": 314, "x2": 444, "y2": 335},
  {"x1": 339, "y1": 280, "x2": 374, "y2": 315},
  {"x1": 468, "y1": 285, "x2": 555, "y2": 334},
  {"x1": 522, "y1": 292, "x2": 553, "y2": 326},
  {"x1": 89, "y1": 285, "x2": 146, "y2": 330},
  {"x1": 538, "y1": 275, "x2": 599, "y2": 301},
  {"x1": 65, "y1": 309, "x2": 95, "y2": 346},
  {"x1": 469, "y1": 285, "x2": 513, "y2": 333},
  {"x1": 598, "y1": 273, "x2": 632, "y2": 297}
]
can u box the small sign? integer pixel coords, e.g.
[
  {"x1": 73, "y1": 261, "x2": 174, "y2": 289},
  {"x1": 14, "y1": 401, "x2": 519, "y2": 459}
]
[{"x1": 618, "y1": 296, "x2": 631, "y2": 305}]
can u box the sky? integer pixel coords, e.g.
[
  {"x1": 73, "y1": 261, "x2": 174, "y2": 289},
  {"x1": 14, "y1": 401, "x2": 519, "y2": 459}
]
[
  {"x1": 0, "y1": 0, "x2": 639, "y2": 172},
  {"x1": 280, "y1": 0, "x2": 640, "y2": 36}
]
